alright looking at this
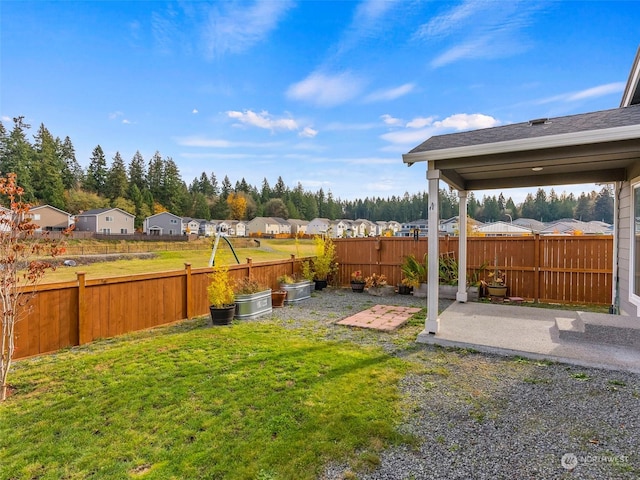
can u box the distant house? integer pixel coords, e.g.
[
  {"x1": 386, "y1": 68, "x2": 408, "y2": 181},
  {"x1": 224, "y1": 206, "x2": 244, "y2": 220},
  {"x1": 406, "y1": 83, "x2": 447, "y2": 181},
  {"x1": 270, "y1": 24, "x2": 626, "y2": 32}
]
[
  {"x1": 307, "y1": 218, "x2": 331, "y2": 236},
  {"x1": 541, "y1": 220, "x2": 612, "y2": 235},
  {"x1": 397, "y1": 219, "x2": 429, "y2": 237},
  {"x1": 376, "y1": 220, "x2": 402, "y2": 236},
  {"x1": 27, "y1": 205, "x2": 73, "y2": 232},
  {"x1": 193, "y1": 219, "x2": 215, "y2": 237},
  {"x1": 0, "y1": 206, "x2": 10, "y2": 233},
  {"x1": 246, "y1": 217, "x2": 291, "y2": 236},
  {"x1": 287, "y1": 218, "x2": 309, "y2": 236},
  {"x1": 143, "y1": 212, "x2": 182, "y2": 236},
  {"x1": 476, "y1": 221, "x2": 532, "y2": 236},
  {"x1": 352, "y1": 219, "x2": 377, "y2": 237},
  {"x1": 182, "y1": 217, "x2": 200, "y2": 235},
  {"x1": 75, "y1": 208, "x2": 135, "y2": 235},
  {"x1": 439, "y1": 216, "x2": 482, "y2": 236},
  {"x1": 225, "y1": 220, "x2": 247, "y2": 237}
]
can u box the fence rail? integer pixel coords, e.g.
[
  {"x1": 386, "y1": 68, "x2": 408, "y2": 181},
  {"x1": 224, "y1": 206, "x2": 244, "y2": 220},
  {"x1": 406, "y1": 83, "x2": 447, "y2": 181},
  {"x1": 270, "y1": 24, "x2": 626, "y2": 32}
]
[{"x1": 14, "y1": 235, "x2": 613, "y2": 359}]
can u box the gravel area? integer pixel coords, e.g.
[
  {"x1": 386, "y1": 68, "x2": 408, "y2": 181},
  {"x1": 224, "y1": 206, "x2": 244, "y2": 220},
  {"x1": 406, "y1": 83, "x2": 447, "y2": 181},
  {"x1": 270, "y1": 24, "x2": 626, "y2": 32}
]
[{"x1": 263, "y1": 288, "x2": 640, "y2": 480}]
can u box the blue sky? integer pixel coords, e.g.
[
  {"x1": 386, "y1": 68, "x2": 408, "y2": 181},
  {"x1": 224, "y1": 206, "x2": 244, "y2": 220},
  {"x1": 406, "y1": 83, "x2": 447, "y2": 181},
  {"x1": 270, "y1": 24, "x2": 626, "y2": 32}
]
[{"x1": 1, "y1": 0, "x2": 639, "y2": 203}]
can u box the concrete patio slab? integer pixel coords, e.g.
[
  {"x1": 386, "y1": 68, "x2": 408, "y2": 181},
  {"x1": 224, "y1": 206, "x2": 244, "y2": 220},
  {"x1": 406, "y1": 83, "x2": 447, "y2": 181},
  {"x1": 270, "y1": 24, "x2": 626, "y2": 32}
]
[
  {"x1": 417, "y1": 302, "x2": 640, "y2": 373},
  {"x1": 337, "y1": 305, "x2": 421, "y2": 331}
]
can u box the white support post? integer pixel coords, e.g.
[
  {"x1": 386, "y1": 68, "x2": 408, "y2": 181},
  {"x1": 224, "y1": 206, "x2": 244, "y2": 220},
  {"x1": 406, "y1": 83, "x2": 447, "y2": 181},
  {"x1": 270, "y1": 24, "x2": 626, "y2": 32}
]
[
  {"x1": 426, "y1": 168, "x2": 440, "y2": 334},
  {"x1": 457, "y1": 191, "x2": 468, "y2": 303}
]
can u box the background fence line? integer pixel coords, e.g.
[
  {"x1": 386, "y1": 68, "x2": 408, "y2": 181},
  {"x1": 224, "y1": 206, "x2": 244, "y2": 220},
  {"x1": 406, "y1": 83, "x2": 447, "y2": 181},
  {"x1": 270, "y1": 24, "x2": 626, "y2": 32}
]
[{"x1": 14, "y1": 235, "x2": 613, "y2": 359}]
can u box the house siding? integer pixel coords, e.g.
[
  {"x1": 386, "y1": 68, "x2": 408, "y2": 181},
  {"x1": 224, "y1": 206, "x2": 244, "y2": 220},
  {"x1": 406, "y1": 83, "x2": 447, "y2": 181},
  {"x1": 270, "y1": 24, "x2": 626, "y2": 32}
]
[{"x1": 618, "y1": 181, "x2": 634, "y2": 316}]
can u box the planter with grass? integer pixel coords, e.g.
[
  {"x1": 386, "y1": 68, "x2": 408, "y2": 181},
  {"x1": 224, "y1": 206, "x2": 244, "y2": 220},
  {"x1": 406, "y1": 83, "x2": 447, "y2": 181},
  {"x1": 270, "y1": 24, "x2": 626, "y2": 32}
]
[
  {"x1": 278, "y1": 275, "x2": 313, "y2": 304},
  {"x1": 234, "y1": 277, "x2": 272, "y2": 320},
  {"x1": 207, "y1": 265, "x2": 236, "y2": 325}
]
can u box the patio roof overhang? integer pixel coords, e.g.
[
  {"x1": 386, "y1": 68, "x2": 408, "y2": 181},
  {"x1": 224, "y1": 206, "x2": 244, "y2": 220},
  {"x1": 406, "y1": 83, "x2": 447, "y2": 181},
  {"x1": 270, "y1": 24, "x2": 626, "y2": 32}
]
[{"x1": 402, "y1": 122, "x2": 640, "y2": 192}]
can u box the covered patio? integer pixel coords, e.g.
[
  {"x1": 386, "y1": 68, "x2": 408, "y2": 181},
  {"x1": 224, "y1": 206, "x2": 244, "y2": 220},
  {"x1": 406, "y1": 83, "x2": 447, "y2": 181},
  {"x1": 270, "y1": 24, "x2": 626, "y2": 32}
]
[{"x1": 401, "y1": 47, "x2": 640, "y2": 367}]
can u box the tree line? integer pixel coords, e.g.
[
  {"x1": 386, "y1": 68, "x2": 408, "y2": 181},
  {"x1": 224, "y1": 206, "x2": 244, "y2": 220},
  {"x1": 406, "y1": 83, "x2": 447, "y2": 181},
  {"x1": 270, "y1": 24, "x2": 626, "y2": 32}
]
[{"x1": 0, "y1": 118, "x2": 614, "y2": 229}]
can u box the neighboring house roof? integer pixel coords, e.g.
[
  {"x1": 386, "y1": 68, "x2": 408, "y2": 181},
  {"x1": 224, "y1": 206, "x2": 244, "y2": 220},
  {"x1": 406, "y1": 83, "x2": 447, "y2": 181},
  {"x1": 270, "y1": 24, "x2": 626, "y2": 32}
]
[
  {"x1": 402, "y1": 103, "x2": 640, "y2": 191},
  {"x1": 512, "y1": 218, "x2": 546, "y2": 233},
  {"x1": 31, "y1": 204, "x2": 72, "y2": 216},
  {"x1": 477, "y1": 221, "x2": 532, "y2": 235},
  {"x1": 78, "y1": 208, "x2": 134, "y2": 217},
  {"x1": 542, "y1": 220, "x2": 612, "y2": 235},
  {"x1": 146, "y1": 211, "x2": 181, "y2": 219}
]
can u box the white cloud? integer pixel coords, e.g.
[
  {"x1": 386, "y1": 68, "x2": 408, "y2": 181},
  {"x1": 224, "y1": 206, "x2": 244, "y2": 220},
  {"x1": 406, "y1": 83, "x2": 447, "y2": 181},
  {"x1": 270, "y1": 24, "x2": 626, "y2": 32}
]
[
  {"x1": 381, "y1": 113, "x2": 499, "y2": 147},
  {"x1": 414, "y1": 0, "x2": 541, "y2": 68},
  {"x1": 287, "y1": 71, "x2": 365, "y2": 107},
  {"x1": 1, "y1": 116, "x2": 11, "y2": 122},
  {"x1": 202, "y1": 1, "x2": 294, "y2": 59},
  {"x1": 406, "y1": 116, "x2": 434, "y2": 128},
  {"x1": 192, "y1": 109, "x2": 199, "y2": 114},
  {"x1": 122, "y1": 119, "x2": 132, "y2": 124},
  {"x1": 299, "y1": 127, "x2": 318, "y2": 138},
  {"x1": 534, "y1": 82, "x2": 626, "y2": 105},
  {"x1": 108, "y1": 111, "x2": 124, "y2": 120},
  {"x1": 366, "y1": 83, "x2": 415, "y2": 102},
  {"x1": 381, "y1": 114, "x2": 403, "y2": 126},
  {"x1": 433, "y1": 113, "x2": 498, "y2": 130},
  {"x1": 227, "y1": 110, "x2": 298, "y2": 132}
]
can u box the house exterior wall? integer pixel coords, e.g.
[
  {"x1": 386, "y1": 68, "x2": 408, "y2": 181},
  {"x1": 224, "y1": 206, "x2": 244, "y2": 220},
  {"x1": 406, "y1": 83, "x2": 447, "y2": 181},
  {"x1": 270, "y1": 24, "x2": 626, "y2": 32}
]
[
  {"x1": 29, "y1": 206, "x2": 71, "y2": 231},
  {"x1": 620, "y1": 162, "x2": 640, "y2": 318},
  {"x1": 75, "y1": 215, "x2": 98, "y2": 232},
  {"x1": 97, "y1": 211, "x2": 134, "y2": 234},
  {"x1": 143, "y1": 212, "x2": 181, "y2": 235}
]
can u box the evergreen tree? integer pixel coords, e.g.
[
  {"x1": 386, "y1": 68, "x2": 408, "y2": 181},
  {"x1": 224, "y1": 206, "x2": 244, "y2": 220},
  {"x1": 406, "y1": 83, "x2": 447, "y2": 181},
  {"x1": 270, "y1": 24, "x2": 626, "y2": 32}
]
[
  {"x1": 593, "y1": 186, "x2": 614, "y2": 223},
  {"x1": 533, "y1": 188, "x2": 549, "y2": 221},
  {"x1": 260, "y1": 177, "x2": 271, "y2": 203},
  {"x1": 83, "y1": 145, "x2": 108, "y2": 195},
  {"x1": 220, "y1": 176, "x2": 232, "y2": 199},
  {"x1": 162, "y1": 157, "x2": 187, "y2": 213},
  {"x1": 106, "y1": 152, "x2": 129, "y2": 200},
  {"x1": 274, "y1": 176, "x2": 286, "y2": 198},
  {"x1": 32, "y1": 124, "x2": 66, "y2": 209},
  {"x1": 128, "y1": 151, "x2": 147, "y2": 192},
  {"x1": 505, "y1": 197, "x2": 518, "y2": 220},
  {"x1": 147, "y1": 151, "x2": 164, "y2": 201},
  {"x1": 574, "y1": 192, "x2": 594, "y2": 221},
  {"x1": 59, "y1": 136, "x2": 83, "y2": 189},
  {"x1": 0, "y1": 117, "x2": 35, "y2": 200}
]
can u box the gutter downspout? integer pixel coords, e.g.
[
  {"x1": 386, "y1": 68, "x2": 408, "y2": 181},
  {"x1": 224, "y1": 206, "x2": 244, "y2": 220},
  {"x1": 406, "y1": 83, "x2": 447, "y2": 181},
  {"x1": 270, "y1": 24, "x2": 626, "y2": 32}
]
[{"x1": 611, "y1": 181, "x2": 621, "y2": 314}]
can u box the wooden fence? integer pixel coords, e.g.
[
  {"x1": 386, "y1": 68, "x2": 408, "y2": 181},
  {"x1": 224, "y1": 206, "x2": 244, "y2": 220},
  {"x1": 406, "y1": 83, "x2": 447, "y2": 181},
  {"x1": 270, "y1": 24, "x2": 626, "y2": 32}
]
[
  {"x1": 334, "y1": 235, "x2": 613, "y2": 305},
  {"x1": 14, "y1": 235, "x2": 613, "y2": 359},
  {"x1": 14, "y1": 255, "x2": 309, "y2": 360}
]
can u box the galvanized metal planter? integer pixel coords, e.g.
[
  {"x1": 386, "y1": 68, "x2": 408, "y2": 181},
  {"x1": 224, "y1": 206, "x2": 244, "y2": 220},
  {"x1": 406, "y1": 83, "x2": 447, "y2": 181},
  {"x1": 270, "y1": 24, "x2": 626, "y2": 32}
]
[
  {"x1": 280, "y1": 280, "x2": 313, "y2": 304},
  {"x1": 234, "y1": 289, "x2": 272, "y2": 319}
]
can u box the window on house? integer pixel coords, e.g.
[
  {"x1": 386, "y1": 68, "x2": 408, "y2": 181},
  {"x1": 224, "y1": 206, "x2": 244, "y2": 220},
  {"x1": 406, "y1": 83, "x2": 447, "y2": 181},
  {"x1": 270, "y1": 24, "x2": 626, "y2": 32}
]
[
  {"x1": 170, "y1": 219, "x2": 177, "y2": 224},
  {"x1": 121, "y1": 228, "x2": 128, "y2": 234},
  {"x1": 103, "y1": 228, "x2": 111, "y2": 234},
  {"x1": 634, "y1": 183, "x2": 640, "y2": 297},
  {"x1": 105, "y1": 216, "x2": 113, "y2": 222}
]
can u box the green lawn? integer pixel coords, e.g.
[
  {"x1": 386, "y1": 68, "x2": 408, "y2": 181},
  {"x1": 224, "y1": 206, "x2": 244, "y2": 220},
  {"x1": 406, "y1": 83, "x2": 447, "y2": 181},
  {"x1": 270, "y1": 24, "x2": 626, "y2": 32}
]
[
  {"x1": 42, "y1": 239, "x2": 316, "y2": 283},
  {"x1": 0, "y1": 318, "x2": 415, "y2": 480}
]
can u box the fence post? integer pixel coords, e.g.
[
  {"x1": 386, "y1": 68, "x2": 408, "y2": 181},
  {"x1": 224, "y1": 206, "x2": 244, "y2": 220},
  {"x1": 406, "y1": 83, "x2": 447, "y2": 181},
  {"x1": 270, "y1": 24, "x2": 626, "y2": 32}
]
[
  {"x1": 184, "y1": 263, "x2": 193, "y2": 319},
  {"x1": 77, "y1": 272, "x2": 89, "y2": 345},
  {"x1": 290, "y1": 254, "x2": 296, "y2": 276},
  {"x1": 534, "y1": 234, "x2": 540, "y2": 302}
]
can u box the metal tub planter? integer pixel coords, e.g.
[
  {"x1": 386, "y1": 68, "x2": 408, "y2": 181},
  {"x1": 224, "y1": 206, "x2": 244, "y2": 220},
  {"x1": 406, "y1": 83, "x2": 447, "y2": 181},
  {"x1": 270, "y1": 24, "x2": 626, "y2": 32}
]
[
  {"x1": 280, "y1": 280, "x2": 313, "y2": 304},
  {"x1": 234, "y1": 289, "x2": 272, "y2": 319}
]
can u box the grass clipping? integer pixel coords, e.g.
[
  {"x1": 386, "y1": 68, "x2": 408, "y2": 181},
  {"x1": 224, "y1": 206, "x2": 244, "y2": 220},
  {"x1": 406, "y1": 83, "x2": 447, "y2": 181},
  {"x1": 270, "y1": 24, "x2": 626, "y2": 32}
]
[{"x1": 0, "y1": 321, "x2": 413, "y2": 479}]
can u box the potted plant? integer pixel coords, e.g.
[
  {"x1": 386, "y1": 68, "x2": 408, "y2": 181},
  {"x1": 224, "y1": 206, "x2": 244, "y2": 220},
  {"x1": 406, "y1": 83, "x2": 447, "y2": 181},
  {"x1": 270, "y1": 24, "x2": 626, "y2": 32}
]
[
  {"x1": 350, "y1": 270, "x2": 366, "y2": 292},
  {"x1": 207, "y1": 265, "x2": 236, "y2": 325},
  {"x1": 278, "y1": 274, "x2": 313, "y2": 304},
  {"x1": 398, "y1": 277, "x2": 413, "y2": 295},
  {"x1": 311, "y1": 235, "x2": 337, "y2": 290},
  {"x1": 365, "y1": 273, "x2": 394, "y2": 296},
  {"x1": 271, "y1": 288, "x2": 287, "y2": 308},
  {"x1": 485, "y1": 264, "x2": 507, "y2": 298},
  {"x1": 233, "y1": 277, "x2": 272, "y2": 319},
  {"x1": 401, "y1": 254, "x2": 428, "y2": 297}
]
